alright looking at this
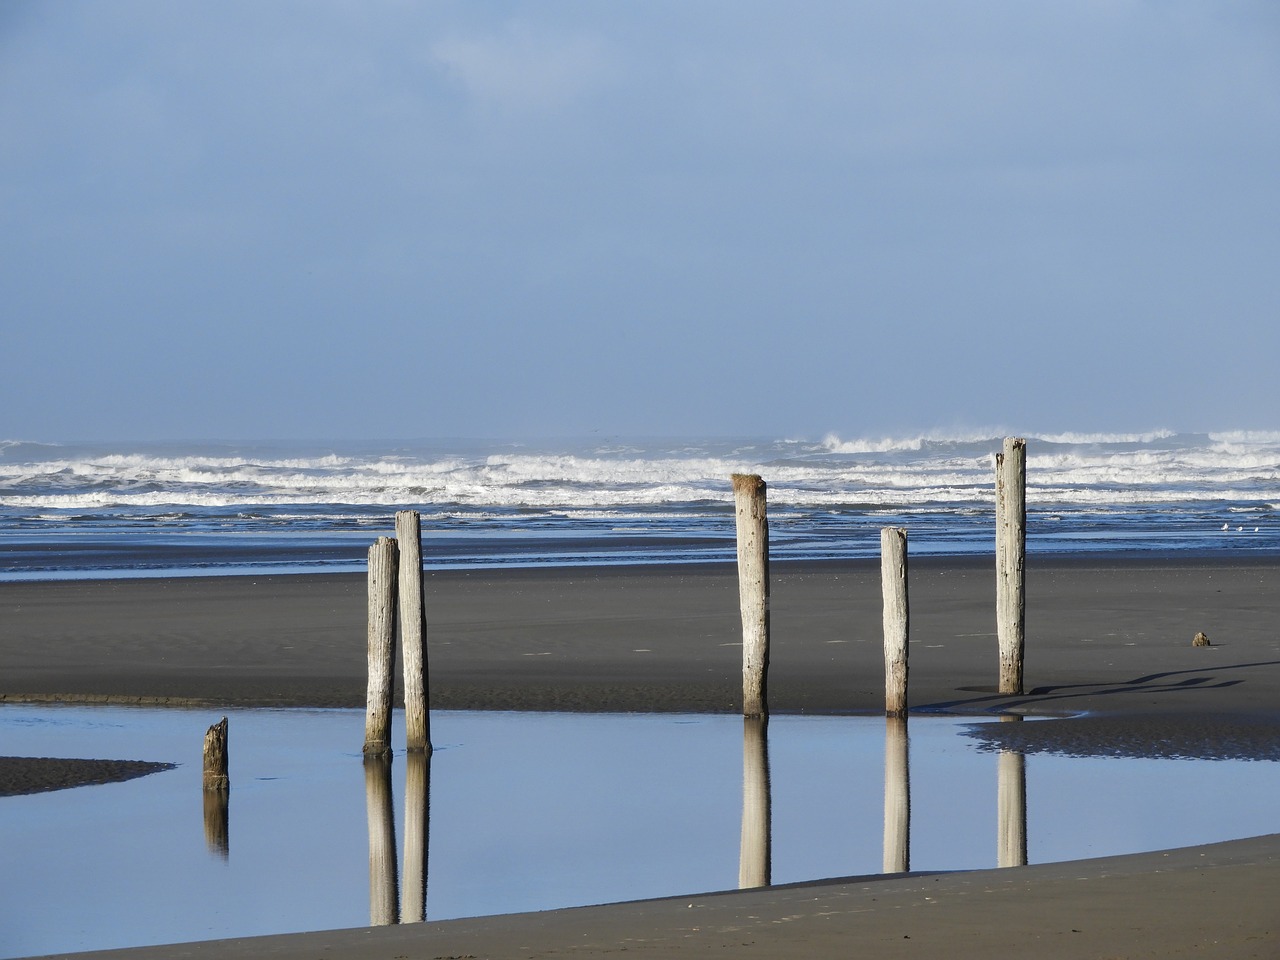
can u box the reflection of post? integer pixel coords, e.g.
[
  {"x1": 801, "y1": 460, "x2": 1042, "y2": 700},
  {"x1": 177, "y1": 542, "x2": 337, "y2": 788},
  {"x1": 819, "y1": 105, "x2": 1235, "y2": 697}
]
[
  {"x1": 995, "y1": 437, "x2": 1027, "y2": 695},
  {"x1": 880, "y1": 527, "x2": 909, "y2": 717},
  {"x1": 738, "y1": 716, "x2": 771, "y2": 889},
  {"x1": 395, "y1": 510, "x2": 431, "y2": 755},
  {"x1": 364, "y1": 537, "x2": 399, "y2": 759},
  {"x1": 733, "y1": 474, "x2": 770, "y2": 719},
  {"x1": 365, "y1": 756, "x2": 400, "y2": 926},
  {"x1": 997, "y1": 718, "x2": 1028, "y2": 868},
  {"x1": 202, "y1": 788, "x2": 229, "y2": 858},
  {"x1": 202, "y1": 716, "x2": 230, "y2": 857},
  {"x1": 882, "y1": 716, "x2": 910, "y2": 874},
  {"x1": 402, "y1": 750, "x2": 431, "y2": 923}
]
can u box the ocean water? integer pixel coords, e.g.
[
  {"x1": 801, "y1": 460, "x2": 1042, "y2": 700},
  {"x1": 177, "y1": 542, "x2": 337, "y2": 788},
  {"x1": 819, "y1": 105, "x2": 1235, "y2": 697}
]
[{"x1": 1, "y1": 431, "x2": 1277, "y2": 580}]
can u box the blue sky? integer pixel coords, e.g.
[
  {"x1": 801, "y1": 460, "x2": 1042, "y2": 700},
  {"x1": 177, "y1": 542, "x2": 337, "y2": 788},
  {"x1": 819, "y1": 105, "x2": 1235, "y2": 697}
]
[{"x1": 2, "y1": 1, "x2": 1277, "y2": 442}]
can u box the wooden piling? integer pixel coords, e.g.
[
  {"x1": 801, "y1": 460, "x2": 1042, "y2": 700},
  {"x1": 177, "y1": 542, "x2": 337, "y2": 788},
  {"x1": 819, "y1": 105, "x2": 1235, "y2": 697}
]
[
  {"x1": 364, "y1": 536, "x2": 399, "y2": 759},
  {"x1": 733, "y1": 473, "x2": 770, "y2": 719},
  {"x1": 202, "y1": 716, "x2": 229, "y2": 791},
  {"x1": 880, "y1": 527, "x2": 909, "y2": 717},
  {"x1": 395, "y1": 510, "x2": 431, "y2": 755},
  {"x1": 995, "y1": 437, "x2": 1027, "y2": 695}
]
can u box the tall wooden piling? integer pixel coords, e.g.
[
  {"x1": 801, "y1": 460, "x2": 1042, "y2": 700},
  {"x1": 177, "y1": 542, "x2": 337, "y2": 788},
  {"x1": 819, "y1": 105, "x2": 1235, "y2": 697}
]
[
  {"x1": 880, "y1": 527, "x2": 909, "y2": 717},
  {"x1": 995, "y1": 437, "x2": 1027, "y2": 695},
  {"x1": 395, "y1": 510, "x2": 431, "y2": 754},
  {"x1": 364, "y1": 536, "x2": 399, "y2": 759},
  {"x1": 733, "y1": 473, "x2": 770, "y2": 719}
]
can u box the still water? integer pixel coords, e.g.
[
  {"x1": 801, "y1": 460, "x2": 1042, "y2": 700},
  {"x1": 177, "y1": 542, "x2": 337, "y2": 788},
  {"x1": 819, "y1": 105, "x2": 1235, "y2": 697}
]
[{"x1": 2, "y1": 705, "x2": 1278, "y2": 958}]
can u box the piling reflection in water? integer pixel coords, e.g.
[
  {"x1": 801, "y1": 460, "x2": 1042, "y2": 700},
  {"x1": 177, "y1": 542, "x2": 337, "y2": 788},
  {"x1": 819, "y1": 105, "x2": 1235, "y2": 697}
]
[
  {"x1": 739, "y1": 716, "x2": 771, "y2": 888},
  {"x1": 364, "y1": 756, "x2": 399, "y2": 925},
  {"x1": 997, "y1": 716, "x2": 1028, "y2": 868},
  {"x1": 402, "y1": 750, "x2": 431, "y2": 923},
  {"x1": 362, "y1": 751, "x2": 432, "y2": 926},
  {"x1": 882, "y1": 717, "x2": 910, "y2": 874},
  {"x1": 202, "y1": 788, "x2": 229, "y2": 859}
]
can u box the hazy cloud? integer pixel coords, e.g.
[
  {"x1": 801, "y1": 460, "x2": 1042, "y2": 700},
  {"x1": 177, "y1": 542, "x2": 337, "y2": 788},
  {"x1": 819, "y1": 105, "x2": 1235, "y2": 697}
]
[{"x1": 431, "y1": 21, "x2": 614, "y2": 111}]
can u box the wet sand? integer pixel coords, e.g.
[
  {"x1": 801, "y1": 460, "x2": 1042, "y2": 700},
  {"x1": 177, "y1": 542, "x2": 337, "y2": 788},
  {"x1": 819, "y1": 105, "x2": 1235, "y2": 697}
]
[
  {"x1": 0, "y1": 756, "x2": 175, "y2": 797},
  {"x1": 3, "y1": 555, "x2": 1279, "y2": 958},
  {"x1": 4, "y1": 555, "x2": 1279, "y2": 718}
]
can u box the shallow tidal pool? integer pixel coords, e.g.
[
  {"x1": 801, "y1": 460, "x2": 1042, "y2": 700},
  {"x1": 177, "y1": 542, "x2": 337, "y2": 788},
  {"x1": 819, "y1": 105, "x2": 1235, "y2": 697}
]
[{"x1": 2, "y1": 705, "x2": 1278, "y2": 958}]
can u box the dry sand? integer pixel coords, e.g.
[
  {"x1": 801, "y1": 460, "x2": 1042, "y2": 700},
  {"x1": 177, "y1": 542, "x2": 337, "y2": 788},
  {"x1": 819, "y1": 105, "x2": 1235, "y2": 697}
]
[{"x1": 2, "y1": 555, "x2": 1279, "y2": 958}]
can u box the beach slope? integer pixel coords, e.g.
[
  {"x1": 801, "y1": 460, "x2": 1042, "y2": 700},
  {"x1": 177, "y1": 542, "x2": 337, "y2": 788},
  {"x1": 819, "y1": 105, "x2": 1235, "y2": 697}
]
[{"x1": 58, "y1": 834, "x2": 1280, "y2": 960}]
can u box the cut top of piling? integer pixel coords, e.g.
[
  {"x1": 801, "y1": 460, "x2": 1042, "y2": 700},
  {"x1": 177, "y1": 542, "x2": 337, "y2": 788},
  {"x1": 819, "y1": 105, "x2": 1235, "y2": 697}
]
[{"x1": 732, "y1": 472, "x2": 767, "y2": 502}]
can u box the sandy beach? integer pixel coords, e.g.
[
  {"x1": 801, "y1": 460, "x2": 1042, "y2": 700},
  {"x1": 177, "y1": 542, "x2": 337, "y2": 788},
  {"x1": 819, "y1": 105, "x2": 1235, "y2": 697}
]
[{"x1": 3, "y1": 555, "x2": 1279, "y2": 958}]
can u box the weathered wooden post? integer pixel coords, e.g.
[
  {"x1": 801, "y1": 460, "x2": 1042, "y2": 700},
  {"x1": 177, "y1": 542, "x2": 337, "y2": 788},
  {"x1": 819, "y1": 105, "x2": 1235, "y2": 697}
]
[
  {"x1": 402, "y1": 750, "x2": 431, "y2": 923},
  {"x1": 364, "y1": 536, "x2": 399, "y2": 759},
  {"x1": 203, "y1": 716, "x2": 229, "y2": 791},
  {"x1": 882, "y1": 716, "x2": 910, "y2": 874},
  {"x1": 364, "y1": 756, "x2": 400, "y2": 925},
  {"x1": 995, "y1": 437, "x2": 1027, "y2": 695},
  {"x1": 738, "y1": 716, "x2": 771, "y2": 889},
  {"x1": 997, "y1": 719, "x2": 1028, "y2": 868},
  {"x1": 881, "y1": 527, "x2": 909, "y2": 717},
  {"x1": 202, "y1": 716, "x2": 229, "y2": 857},
  {"x1": 733, "y1": 474, "x2": 770, "y2": 719},
  {"x1": 395, "y1": 510, "x2": 431, "y2": 755}
]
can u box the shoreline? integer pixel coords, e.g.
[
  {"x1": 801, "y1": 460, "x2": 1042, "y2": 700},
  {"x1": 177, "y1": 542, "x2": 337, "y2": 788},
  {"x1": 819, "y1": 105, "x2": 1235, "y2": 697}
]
[
  {"x1": 3, "y1": 554, "x2": 1279, "y2": 958},
  {"x1": 5, "y1": 544, "x2": 1279, "y2": 585}
]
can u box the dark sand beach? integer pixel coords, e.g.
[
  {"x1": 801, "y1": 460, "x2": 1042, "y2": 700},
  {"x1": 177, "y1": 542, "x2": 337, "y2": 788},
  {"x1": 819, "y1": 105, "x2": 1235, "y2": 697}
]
[{"x1": 3, "y1": 555, "x2": 1279, "y2": 958}]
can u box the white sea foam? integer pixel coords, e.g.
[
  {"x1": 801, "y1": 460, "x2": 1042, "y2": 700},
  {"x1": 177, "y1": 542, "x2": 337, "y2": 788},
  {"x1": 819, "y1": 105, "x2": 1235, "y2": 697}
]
[
  {"x1": 819, "y1": 430, "x2": 1005, "y2": 453},
  {"x1": 3, "y1": 432, "x2": 1278, "y2": 510},
  {"x1": 2, "y1": 432, "x2": 1277, "y2": 577},
  {"x1": 1035, "y1": 429, "x2": 1179, "y2": 445},
  {"x1": 821, "y1": 433, "x2": 927, "y2": 454},
  {"x1": 1208, "y1": 430, "x2": 1280, "y2": 445}
]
